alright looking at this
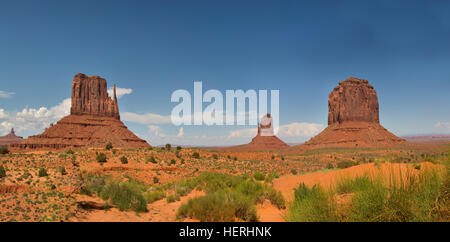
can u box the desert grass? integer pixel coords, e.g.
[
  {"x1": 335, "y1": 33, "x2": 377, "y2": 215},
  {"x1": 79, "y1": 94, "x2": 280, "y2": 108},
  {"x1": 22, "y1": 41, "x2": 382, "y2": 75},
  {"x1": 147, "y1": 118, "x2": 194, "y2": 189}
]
[
  {"x1": 176, "y1": 172, "x2": 286, "y2": 222},
  {"x1": 286, "y1": 152, "x2": 449, "y2": 222}
]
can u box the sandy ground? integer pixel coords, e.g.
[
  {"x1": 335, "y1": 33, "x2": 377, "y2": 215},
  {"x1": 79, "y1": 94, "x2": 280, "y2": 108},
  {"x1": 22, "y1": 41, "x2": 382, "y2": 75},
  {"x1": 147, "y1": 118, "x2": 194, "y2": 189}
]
[
  {"x1": 71, "y1": 190, "x2": 205, "y2": 222},
  {"x1": 70, "y1": 162, "x2": 442, "y2": 222}
]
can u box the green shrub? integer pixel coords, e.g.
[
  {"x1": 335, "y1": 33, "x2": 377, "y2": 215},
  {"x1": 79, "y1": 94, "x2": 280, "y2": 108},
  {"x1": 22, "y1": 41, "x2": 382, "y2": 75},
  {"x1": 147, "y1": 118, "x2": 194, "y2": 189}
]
[
  {"x1": 165, "y1": 144, "x2": 171, "y2": 150},
  {"x1": 120, "y1": 156, "x2": 128, "y2": 164},
  {"x1": 96, "y1": 153, "x2": 107, "y2": 164},
  {"x1": 66, "y1": 149, "x2": 75, "y2": 155},
  {"x1": 57, "y1": 166, "x2": 67, "y2": 176},
  {"x1": 147, "y1": 156, "x2": 157, "y2": 164},
  {"x1": 38, "y1": 168, "x2": 48, "y2": 177},
  {"x1": 153, "y1": 176, "x2": 159, "y2": 184},
  {"x1": 291, "y1": 169, "x2": 297, "y2": 175},
  {"x1": 0, "y1": 146, "x2": 9, "y2": 155},
  {"x1": 170, "y1": 159, "x2": 176, "y2": 165},
  {"x1": 105, "y1": 142, "x2": 113, "y2": 150},
  {"x1": 0, "y1": 165, "x2": 6, "y2": 178},
  {"x1": 176, "y1": 146, "x2": 182, "y2": 151},
  {"x1": 192, "y1": 152, "x2": 200, "y2": 159}
]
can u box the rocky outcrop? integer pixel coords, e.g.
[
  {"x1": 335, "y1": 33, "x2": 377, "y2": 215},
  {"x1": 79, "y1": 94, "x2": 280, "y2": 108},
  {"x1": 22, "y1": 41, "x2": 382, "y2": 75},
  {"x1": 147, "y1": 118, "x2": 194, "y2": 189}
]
[
  {"x1": 0, "y1": 128, "x2": 23, "y2": 146},
  {"x1": 71, "y1": 73, "x2": 120, "y2": 119},
  {"x1": 328, "y1": 77, "x2": 379, "y2": 125},
  {"x1": 302, "y1": 77, "x2": 405, "y2": 148},
  {"x1": 11, "y1": 74, "x2": 150, "y2": 150}
]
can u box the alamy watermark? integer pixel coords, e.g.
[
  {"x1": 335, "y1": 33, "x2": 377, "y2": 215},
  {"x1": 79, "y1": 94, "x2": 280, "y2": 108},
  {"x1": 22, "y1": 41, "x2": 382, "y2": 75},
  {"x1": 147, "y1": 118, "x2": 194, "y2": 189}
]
[{"x1": 170, "y1": 82, "x2": 280, "y2": 135}]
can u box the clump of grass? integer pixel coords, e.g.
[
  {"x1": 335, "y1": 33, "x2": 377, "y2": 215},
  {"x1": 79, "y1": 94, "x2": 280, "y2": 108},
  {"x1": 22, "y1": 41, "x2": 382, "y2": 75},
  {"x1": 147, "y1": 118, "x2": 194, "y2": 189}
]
[
  {"x1": 253, "y1": 172, "x2": 265, "y2": 181},
  {"x1": 144, "y1": 189, "x2": 166, "y2": 203},
  {"x1": 177, "y1": 189, "x2": 257, "y2": 222},
  {"x1": 100, "y1": 181, "x2": 147, "y2": 212},
  {"x1": 286, "y1": 183, "x2": 338, "y2": 222},
  {"x1": 176, "y1": 172, "x2": 286, "y2": 221},
  {"x1": 167, "y1": 194, "x2": 180, "y2": 203},
  {"x1": 79, "y1": 174, "x2": 107, "y2": 196}
]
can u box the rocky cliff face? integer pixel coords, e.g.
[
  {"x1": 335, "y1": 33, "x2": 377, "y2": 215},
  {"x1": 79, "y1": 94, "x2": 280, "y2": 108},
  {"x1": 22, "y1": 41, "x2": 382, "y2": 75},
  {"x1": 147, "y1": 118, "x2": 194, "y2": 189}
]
[
  {"x1": 71, "y1": 73, "x2": 120, "y2": 119},
  {"x1": 328, "y1": 77, "x2": 379, "y2": 125},
  {"x1": 302, "y1": 77, "x2": 405, "y2": 148}
]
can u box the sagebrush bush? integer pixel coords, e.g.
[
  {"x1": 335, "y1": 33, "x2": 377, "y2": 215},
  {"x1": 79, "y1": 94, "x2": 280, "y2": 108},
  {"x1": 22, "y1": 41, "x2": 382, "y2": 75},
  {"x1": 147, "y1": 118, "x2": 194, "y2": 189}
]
[
  {"x1": 38, "y1": 168, "x2": 48, "y2": 177},
  {"x1": 0, "y1": 146, "x2": 9, "y2": 155},
  {"x1": 96, "y1": 153, "x2": 107, "y2": 163},
  {"x1": 0, "y1": 165, "x2": 6, "y2": 178},
  {"x1": 120, "y1": 156, "x2": 128, "y2": 164}
]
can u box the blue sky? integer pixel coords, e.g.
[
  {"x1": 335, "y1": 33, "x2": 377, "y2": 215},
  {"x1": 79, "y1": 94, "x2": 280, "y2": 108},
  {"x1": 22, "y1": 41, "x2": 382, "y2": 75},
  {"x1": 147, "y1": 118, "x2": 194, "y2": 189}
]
[{"x1": 1, "y1": 0, "x2": 449, "y2": 146}]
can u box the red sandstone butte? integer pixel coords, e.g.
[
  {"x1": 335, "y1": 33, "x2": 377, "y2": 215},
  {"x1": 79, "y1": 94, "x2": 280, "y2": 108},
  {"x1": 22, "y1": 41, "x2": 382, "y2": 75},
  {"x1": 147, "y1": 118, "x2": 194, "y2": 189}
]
[
  {"x1": 11, "y1": 74, "x2": 150, "y2": 150},
  {"x1": 0, "y1": 128, "x2": 23, "y2": 146},
  {"x1": 301, "y1": 77, "x2": 405, "y2": 148}
]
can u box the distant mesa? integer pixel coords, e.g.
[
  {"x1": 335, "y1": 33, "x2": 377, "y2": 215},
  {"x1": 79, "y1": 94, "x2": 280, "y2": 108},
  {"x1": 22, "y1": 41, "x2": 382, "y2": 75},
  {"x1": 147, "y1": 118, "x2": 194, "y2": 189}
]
[
  {"x1": 11, "y1": 73, "x2": 150, "y2": 150},
  {"x1": 0, "y1": 128, "x2": 23, "y2": 146},
  {"x1": 300, "y1": 77, "x2": 405, "y2": 148},
  {"x1": 224, "y1": 113, "x2": 289, "y2": 151}
]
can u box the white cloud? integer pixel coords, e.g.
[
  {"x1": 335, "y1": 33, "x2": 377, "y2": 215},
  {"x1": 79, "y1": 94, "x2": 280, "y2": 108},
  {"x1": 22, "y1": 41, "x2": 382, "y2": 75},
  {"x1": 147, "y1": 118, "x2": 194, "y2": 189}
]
[
  {"x1": 148, "y1": 125, "x2": 166, "y2": 137},
  {"x1": 0, "y1": 90, "x2": 15, "y2": 98},
  {"x1": 0, "y1": 98, "x2": 71, "y2": 136},
  {"x1": 228, "y1": 128, "x2": 255, "y2": 138},
  {"x1": 177, "y1": 127, "x2": 184, "y2": 137},
  {"x1": 122, "y1": 112, "x2": 172, "y2": 124},
  {"x1": 277, "y1": 122, "x2": 324, "y2": 137},
  {"x1": 107, "y1": 87, "x2": 132, "y2": 99},
  {"x1": 435, "y1": 122, "x2": 450, "y2": 130},
  {"x1": 0, "y1": 109, "x2": 6, "y2": 119}
]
